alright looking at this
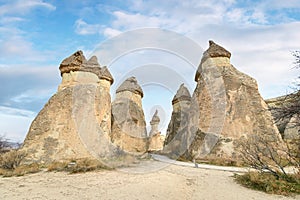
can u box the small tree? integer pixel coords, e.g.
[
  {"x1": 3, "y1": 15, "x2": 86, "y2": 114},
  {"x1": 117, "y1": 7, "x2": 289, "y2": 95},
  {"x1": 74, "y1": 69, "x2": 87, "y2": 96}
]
[
  {"x1": 238, "y1": 51, "x2": 300, "y2": 178},
  {"x1": 271, "y1": 51, "x2": 300, "y2": 136},
  {"x1": 238, "y1": 134, "x2": 290, "y2": 178}
]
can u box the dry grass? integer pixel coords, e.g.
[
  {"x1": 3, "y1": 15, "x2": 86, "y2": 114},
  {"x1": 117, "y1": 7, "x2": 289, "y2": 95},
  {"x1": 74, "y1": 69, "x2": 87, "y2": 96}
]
[
  {"x1": 196, "y1": 157, "x2": 245, "y2": 167},
  {"x1": 234, "y1": 172, "x2": 300, "y2": 196},
  {"x1": 176, "y1": 155, "x2": 245, "y2": 167},
  {"x1": 0, "y1": 163, "x2": 40, "y2": 177},
  {"x1": 0, "y1": 149, "x2": 41, "y2": 177},
  {"x1": 102, "y1": 154, "x2": 141, "y2": 168},
  {"x1": 47, "y1": 158, "x2": 113, "y2": 174},
  {"x1": 0, "y1": 150, "x2": 26, "y2": 170},
  {"x1": 0, "y1": 157, "x2": 113, "y2": 177}
]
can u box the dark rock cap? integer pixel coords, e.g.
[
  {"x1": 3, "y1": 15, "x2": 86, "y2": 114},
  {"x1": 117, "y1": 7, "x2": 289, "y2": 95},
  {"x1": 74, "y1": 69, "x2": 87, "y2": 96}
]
[
  {"x1": 99, "y1": 66, "x2": 114, "y2": 84},
  {"x1": 172, "y1": 84, "x2": 191, "y2": 105},
  {"x1": 194, "y1": 40, "x2": 231, "y2": 82},
  {"x1": 59, "y1": 51, "x2": 114, "y2": 84},
  {"x1": 205, "y1": 40, "x2": 231, "y2": 59},
  {"x1": 83, "y1": 56, "x2": 100, "y2": 68},
  {"x1": 150, "y1": 110, "x2": 160, "y2": 125},
  {"x1": 59, "y1": 50, "x2": 86, "y2": 74},
  {"x1": 116, "y1": 77, "x2": 144, "y2": 97}
]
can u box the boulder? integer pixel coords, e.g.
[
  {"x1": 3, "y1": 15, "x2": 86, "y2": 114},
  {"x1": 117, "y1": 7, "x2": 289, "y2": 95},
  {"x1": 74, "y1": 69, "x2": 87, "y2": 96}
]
[
  {"x1": 21, "y1": 51, "x2": 116, "y2": 164},
  {"x1": 111, "y1": 77, "x2": 148, "y2": 153}
]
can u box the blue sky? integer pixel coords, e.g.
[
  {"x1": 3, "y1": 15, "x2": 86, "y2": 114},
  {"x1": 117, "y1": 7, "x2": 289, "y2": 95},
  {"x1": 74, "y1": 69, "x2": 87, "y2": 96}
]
[{"x1": 1, "y1": 0, "x2": 300, "y2": 142}]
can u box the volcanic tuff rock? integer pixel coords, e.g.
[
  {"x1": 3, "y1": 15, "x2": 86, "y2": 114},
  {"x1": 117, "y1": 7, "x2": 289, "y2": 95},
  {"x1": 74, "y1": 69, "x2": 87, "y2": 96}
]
[
  {"x1": 111, "y1": 77, "x2": 148, "y2": 153},
  {"x1": 165, "y1": 41, "x2": 281, "y2": 161},
  {"x1": 284, "y1": 115, "x2": 300, "y2": 139},
  {"x1": 149, "y1": 110, "x2": 160, "y2": 137},
  {"x1": 21, "y1": 51, "x2": 117, "y2": 164},
  {"x1": 266, "y1": 94, "x2": 300, "y2": 139},
  {"x1": 265, "y1": 95, "x2": 291, "y2": 134},
  {"x1": 163, "y1": 84, "x2": 191, "y2": 156},
  {"x1": 116, "y1": 77, "x2": 144, "y2": 97},
  {"x1": 21, "y1": 41, "x2": 287, "y2": 165},
  {"x1": 148, "y1": 111, "x2": 165, "y2": 151}
]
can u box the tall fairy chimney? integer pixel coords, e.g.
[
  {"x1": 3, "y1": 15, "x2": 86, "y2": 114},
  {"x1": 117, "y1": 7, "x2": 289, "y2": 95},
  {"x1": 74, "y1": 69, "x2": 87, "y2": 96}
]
[
  {"x1": 149, "y1": 110, "x2": 160, "y2": 137},
  {"x1": 164, "y1": 84, "x2": 191, "y2": 146},
  {"x1": 111, "y1": 76, "x2": 148, "y2": 153}
]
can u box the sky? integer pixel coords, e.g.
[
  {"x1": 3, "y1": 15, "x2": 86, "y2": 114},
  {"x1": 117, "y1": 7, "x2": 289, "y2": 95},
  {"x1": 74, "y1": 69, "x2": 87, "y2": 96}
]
[{"x1": 0, "y1": 0, "x2": 300, "y2": 142}]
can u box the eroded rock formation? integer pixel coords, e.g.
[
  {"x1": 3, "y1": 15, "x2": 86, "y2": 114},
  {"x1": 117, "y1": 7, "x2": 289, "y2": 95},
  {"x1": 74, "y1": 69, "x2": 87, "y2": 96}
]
[
  {"x1": 189, "y1": 41, "x2": 281, "y2": 160},
  {"x1": 164, "y1": 41, "x2": 282, "y2": 161},
  {"x1": 284, "y1": 115, "x2": 300, "y2": 139},
  {"x1": 148, "y1": 111, "x2": 165, "y2": 151},
  {"x1": 111, "y1": 77, "x2": 148, "y2": 153},
  {"x1": 21, "y1": 41, "x2": 287, "y2": 165},
  {"x1": 21, "y1": 51, "x2": 117, "y2": 164},
  {"x1": 163, "y1": 84, "x2": 191, "y2": 156},
  {"x1": 266, "y1": 95, "x2": 300, "y2": 139}
]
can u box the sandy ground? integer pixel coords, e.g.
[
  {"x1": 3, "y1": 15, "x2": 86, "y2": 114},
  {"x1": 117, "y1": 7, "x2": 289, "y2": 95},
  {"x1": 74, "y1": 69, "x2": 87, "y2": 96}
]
[{"x1": 0, "y1": 159, "x2": 299, "y2": 200}]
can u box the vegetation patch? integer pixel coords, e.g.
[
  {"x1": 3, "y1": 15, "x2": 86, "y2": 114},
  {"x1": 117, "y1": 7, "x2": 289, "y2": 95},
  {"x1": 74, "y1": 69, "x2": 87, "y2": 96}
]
[
  {"x1": 0, "y1": 150, "x2": 41, "y2": 177},
  {"x1": 234, "y1": 172, "x2": 300, "y2": 196},
  {"x1": 0, "y1": 163, "x2": 40, "y2": 177},
  {"x1": 196, "y1": 157, "x2": 245, "y2": 167},
  {"x1": 47, "y1": 158, "x2": 113, "y2": 174}
]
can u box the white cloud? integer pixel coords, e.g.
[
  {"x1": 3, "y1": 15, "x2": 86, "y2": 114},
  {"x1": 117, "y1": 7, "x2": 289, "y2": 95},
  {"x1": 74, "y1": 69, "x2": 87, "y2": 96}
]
[
  {"x1": 112, "y1": 11, "x2": 166, "y2": 28},
  {"x1": 0, "y1": 106, "x2": 35, "y2": 142},
  {"x1": 0, "y1": 35, "x2": 32, "y2": 56},
  {"x1": 75, "y1": 19, "x2": 102, "y2": 35},
  {"x1": 103, "y1": 27, "x2": 122, "y2": 38},
  {"x1": 254, "y1": 0, "x2": 300, "y2": 10},
  {"x1": 0, "y1": 16, "x2": 25, "y2": 24},
  {"x1": 0, "y1": 34, "x2": 52, "y2": 61},
  {"x1": 0, "y1": 0, "x2": 56, "y2": 16},
  {"x1": 0, "y1": 0, "x2": 57, "y2": 62},
  {"x1": 92, "y1": 0, "x2": 300, "y2": 100},
  {"x1": 0, "y1": 106, "x2": 35, "y2": 118}
]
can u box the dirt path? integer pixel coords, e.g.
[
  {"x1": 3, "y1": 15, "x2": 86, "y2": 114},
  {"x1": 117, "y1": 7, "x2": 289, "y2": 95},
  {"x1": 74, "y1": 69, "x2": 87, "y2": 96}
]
[{"x1": 0, "y1": 160, "x2": 298, "y2": 200}]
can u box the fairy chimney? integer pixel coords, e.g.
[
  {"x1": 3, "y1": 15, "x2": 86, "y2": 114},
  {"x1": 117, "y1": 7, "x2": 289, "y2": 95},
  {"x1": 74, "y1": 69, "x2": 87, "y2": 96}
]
[
  {"x1": 111, "y1": 77, "x2": 148, "y2": 153},
  {"x1": 21, "y1": 51, "x2": 116, "y2": 164},
  {"x1": 186, "y1": 41, "x2": 281, "y2": 161},
  {"x1": 164, "y1": 84, "x2": 191, "y2": 147},
  {"x1": 148, "y1": 110, "x2": 165, "y2": 151},
  {"x1": 149, "y1": 110, "x2": 160, "y2": 137}
]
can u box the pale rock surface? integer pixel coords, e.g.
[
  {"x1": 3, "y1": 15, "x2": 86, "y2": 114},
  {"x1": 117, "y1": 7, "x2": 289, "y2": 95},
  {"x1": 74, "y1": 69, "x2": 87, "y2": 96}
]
[
  {"x1": 148, "y1": 110, "x2": 165, "y2": 151},
  {"x1": 149, "y1": 110, "x2": 160, "y2": 137},
  {"x1": 266, "y1": 95, "x2": 299, "y2": 139},
  {"x1": 21, "y1": 51, "x2": 116, "y2": 164},
  {"x1": 284, "y1": 115, "x2": 300, "y2": 139},
  {"x1": 188, "y1": 41, "x2": 281, "y2": 161},
  {"x1": 163, "y1": 84, "x2": 191, "y2": 156},
  {"x1": 265, "y1": 95, "x2": 291, "y2": 135},
  {"x1": 111, "y1": 77, "x2": 148, "y2": 153}
]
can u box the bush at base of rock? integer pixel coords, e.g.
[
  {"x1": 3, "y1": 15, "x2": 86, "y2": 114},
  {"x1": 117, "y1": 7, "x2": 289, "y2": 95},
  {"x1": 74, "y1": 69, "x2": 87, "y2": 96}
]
[
  {"x1": 47, "y1": 158, "x2": 113, "y2": 174},
  {"x1": 0, "y1": 150, "x2": 26, "y2": 170},
  {"x1": 234, "y1": 172, "x2": 300, "y2": 196}
]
